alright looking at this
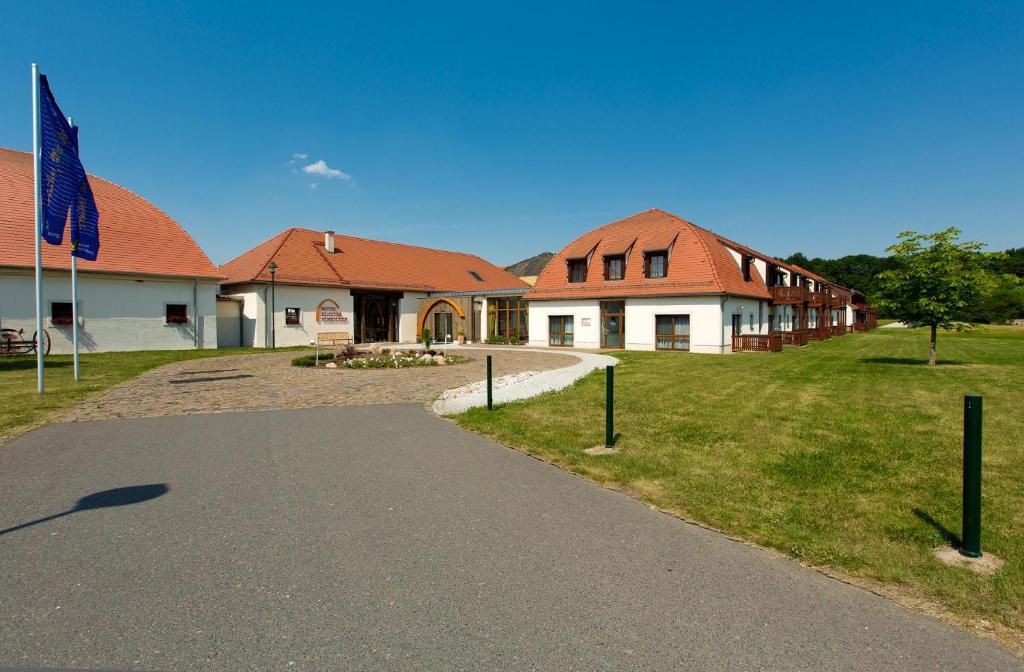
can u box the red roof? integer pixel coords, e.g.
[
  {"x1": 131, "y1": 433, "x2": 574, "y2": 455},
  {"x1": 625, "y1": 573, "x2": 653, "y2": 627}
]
[
  {"x1": 220, "y1": 228, "x2": 530, "y2": 293},
  {"x1": 527, "y1": 209, "x2": 773, "y2": 300},
  {"x1": 0, "y1": 148, "x2": 221, "y2": 279}
]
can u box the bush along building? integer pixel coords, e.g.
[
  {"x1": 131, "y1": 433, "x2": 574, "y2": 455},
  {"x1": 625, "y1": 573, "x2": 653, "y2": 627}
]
[
  {"x1": 0, "y1": 148, "x2": 221, "y2": 353},
  {"x1": 218, "y1": 228, "x2": 531, "y2": 347},
  {"x1": 525, "y1": 209, "x2": 876, "y2": 353}
]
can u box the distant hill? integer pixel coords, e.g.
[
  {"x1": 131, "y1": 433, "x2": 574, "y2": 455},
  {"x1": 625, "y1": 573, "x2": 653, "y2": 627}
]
[{"x1": 505, "y1": 252, "x2": 554, "y2": 278}]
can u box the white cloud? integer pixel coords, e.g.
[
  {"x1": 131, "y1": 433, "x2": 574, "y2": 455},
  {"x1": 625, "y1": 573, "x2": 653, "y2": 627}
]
[
  {"x1": 309, "y1": 182, "x2": 318, "y2": 190},
  {"x1": 303, "y1": 159, "x2": 350, "y2": 180},
  {"x1": 293, "y1": 152, "x2": 308, "y2": 160}
]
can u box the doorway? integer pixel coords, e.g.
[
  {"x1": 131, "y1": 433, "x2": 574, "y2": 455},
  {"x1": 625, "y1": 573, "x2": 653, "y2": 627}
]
[
  {"x1": 353, "y1": 291, "x2": 402, "y2": 343},
  {"x1": 600, "y1": 301, "x2": 625, "y2": 349},
  {"x1": 434, "y1": 311, "x2": 454, "y2": 343}
]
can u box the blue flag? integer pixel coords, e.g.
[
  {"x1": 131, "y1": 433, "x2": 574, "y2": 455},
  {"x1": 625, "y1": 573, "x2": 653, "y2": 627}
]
[
  {"x1": 38, "y1": 74, "x2": 96, "y2": 254},
  {"x1": 67, "y1": 125, "x2": 100, "y2": 260}
]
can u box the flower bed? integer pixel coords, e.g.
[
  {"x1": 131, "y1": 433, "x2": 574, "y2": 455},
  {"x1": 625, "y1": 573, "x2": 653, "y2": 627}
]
[{"x1": 292, "y1": 349, "x2": 466, "y2": 369}]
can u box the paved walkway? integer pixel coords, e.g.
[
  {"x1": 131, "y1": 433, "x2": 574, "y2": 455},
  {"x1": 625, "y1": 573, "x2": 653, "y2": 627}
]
[
  {"x1": 62, "y1": 347, "x2": 576, "y2": 422},
  {"x1": 1, "y1": 405, "x2": 1019, "y2": 671}
]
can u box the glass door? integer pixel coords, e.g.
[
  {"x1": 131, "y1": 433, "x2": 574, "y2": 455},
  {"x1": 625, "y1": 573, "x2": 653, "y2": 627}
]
[
  {"x1": 601, "y1": 301, "x2": 625, "y2": 349},
  {"x1": 434, "y1": 312, "x2": 454, "y2": 342}
]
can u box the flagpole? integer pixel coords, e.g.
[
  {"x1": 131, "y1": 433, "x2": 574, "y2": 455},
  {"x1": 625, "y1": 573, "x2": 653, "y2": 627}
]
[
  {"x1": 31, "y1": 63, "x2": 45, "y2": 394},
  {"x1": 68, "y1": 115, "x2": 80, "y2": 381}
]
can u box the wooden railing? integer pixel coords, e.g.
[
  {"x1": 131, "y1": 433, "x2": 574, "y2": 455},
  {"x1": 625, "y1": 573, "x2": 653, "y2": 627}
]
[
  {"x1": 731, "y1": 333, "x2": 783, "y2": 352},
  {"x1": 830, "y1": 296, "x2": 846, "y2": 309},
  {"x1": 831, "y1": 325, "x2": 846, "y2": 337},
  {"x1": 769, "y1": 286, "x2": 807, "y2": 304},
  {"x1": 771, "y1": 329, "x2": 810, "y2": 346},
  {"x1": 806, "y1": 291, "x2": 826, "y2": 306},
  {"x1": 807, "y1": 326, "x2": 833, "y2": 341}
]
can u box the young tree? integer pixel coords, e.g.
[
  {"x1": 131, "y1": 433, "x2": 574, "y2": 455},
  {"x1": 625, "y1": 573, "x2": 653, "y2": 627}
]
[{"x1": 876, "y1": 228, "x2": 986, "y2": 365}]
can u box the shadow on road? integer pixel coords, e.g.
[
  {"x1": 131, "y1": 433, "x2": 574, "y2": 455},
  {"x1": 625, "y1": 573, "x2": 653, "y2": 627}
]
[
  {"x1": 0, "y1": 484, "x2": 169, "y2": 537},
  {"x1": 168, "y1": 374, "x2": 254, "y2": 384}
]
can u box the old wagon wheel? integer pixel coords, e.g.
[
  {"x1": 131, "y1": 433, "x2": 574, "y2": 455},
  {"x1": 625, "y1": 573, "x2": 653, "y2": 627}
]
[{"x1": 34, "y1": 329, "x2": 51, "y2": 356}]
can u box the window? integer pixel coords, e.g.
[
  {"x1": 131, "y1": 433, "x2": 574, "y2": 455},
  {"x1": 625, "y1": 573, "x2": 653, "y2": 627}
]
[
  {"x1": 285, "y1": 307, "x2": 301, "y2": 325},
  {"x1": 468, "y1": 270, "x2": 484, "y2": 282},
  {"x1": 166, "y1": 303, "x2": 189, "y2": 325},
  {"x1": 568, "y1": 259, "x2": 587, "y2": 283},
  {"x1": 731, "y1": 314, "x2": 742, "y2": 336},
  {"x1": 742, "y1": 255, "x2": 752, "y2": 282},
  {"x1": 655, "y1": 315, "x2": 689, "y2": 351},
  {"x1": 604, "y1": 255, "x2": 625, "y2": 281},
  {"x1": 487, "y1": 297, "x2": 528, "y2": 341},
  {"x1": 645, "y1": 251, "x2": 667, "y2": 279},
  {"x1": 50, "y1": 301, "x2": 73, "y2": 326},
  {"x1": 549, "y1": 315, "x2": 574, "y2": 346},
  {"x1": 768, "y1": 315, "x2": 777, "y2": 333},
  {"x1": 749, "y1": 314, "x2": 755, "y2": 331}
]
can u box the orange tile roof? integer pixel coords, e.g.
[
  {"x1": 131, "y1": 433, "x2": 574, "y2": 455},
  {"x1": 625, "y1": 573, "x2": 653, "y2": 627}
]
[
  {"x1": 220, "y1": 228, "x2": 530, "y2": 293},
  {"x1": 0, "y1": 148, "x2": 221, "y2": 279},
  {"x1": 526, "y1": 209, "x2": 773, "y2": 301}
]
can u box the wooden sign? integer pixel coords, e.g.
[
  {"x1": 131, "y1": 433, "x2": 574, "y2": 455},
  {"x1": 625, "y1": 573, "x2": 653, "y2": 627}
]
[{"x1": 315, "y1": 299, "x2": 346, "y2": 323}]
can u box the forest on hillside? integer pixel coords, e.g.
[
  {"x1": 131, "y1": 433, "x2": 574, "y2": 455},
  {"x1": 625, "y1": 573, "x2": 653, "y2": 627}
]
[{"x1": 781, "y1": 247, "x2": 1024, "y2": 323}]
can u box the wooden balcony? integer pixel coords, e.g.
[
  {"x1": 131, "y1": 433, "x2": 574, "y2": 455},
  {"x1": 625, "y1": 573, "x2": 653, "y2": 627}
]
[
  {"x1": 731, "y1": 333, "x2": 783, "y2": 352},
  {"x1": 768, "y1": 286, "x2": 807, "y2": 304},
  {"x1": 806, "y1": 291, "x2": 826, "y2": 307},
  {"x1": 771, "y1": 329, "x2": 810, "y2": 346},
  {"x1": 830, "y1": 296, "x2": 846, "y2": 309}
]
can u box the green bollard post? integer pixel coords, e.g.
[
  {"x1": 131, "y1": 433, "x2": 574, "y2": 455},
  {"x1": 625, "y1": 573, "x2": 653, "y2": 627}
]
[
  {"x1": 605, "y1": 365, "x2": 614, "y2": 448},
  {"x1": 486, "y1": 355, "x2": 493, "y2": 411},
  {"x1": 961, "y1": 394, "x2": 983, "y2": 558}
]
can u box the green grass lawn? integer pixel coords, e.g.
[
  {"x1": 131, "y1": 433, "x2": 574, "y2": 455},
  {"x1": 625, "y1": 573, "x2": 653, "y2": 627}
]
[
  {"x1": 457, "y1": 327, "x2": 1024, "y2": 643},
  {"x1": 0, "y1": 347, "x2": 306, "y2": 443}
]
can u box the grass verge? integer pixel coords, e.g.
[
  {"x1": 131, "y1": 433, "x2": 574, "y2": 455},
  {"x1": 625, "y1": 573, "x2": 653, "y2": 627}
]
[
  {"x1": 0, "y1": 347, "x2": 306, "y2": 443},
  {"x1": 456, "y1": 326, "x2": 1024, "y2": 649}
]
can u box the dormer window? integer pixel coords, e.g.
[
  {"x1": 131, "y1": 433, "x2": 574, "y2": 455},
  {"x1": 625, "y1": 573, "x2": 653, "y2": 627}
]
[
  {"x1": 645, "y1": 251, "x2": 667, "y2": 279},
  {"x1": 568, "y1": 258, "x2": 587, "y2": 283},
  {"x1": 468, "y1": 270, "x2": 484, "y2": 282},
  {"x1": 604, "y1": 255, "x2": 625, "y2": 281},
  {"x1": 741, "y1": 255, "x2": 753, "y2": 282}
]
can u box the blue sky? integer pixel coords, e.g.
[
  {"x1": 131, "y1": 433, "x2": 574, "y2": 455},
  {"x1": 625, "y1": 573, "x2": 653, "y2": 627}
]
[{"x1": 1, "y1": 2, "x2": 1021, "y2": 266}]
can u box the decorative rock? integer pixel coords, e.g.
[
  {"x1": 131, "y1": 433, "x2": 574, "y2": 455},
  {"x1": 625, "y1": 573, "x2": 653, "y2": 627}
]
[
  {"x1": 324, "y1": 362, "x2": 338, "y2": 368},
  {"x1": 369, "y1": 343, "x2": 382, "y2": 354},
  {"x1": 433, "y1": 355, "x2": 446, "y2": 365},
  {"x1": 419, "y1": 354, "x2": 433, "y2": 362}
]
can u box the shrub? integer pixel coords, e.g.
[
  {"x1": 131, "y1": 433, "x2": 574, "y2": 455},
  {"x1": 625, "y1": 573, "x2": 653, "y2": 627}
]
[
  {"x1": 422, "y1": 327, "x2": 432, "y2": 349},
  {"x1": 485, "y1": 335, "x2": 522, "y2": 345},
  {"x1": 292, "y1": 353, "x2": 335, "y2": 367}
]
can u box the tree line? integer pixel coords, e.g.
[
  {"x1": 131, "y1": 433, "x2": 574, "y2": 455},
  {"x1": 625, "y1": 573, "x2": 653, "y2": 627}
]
[{"x1": 780, "y1": 246, "x2": 1024, "y2": 324}]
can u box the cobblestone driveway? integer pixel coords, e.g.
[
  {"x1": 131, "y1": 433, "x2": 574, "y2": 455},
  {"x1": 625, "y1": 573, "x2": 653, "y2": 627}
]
[{"x1": 63, "y1": 348, "x2": 576, "y2": 422}]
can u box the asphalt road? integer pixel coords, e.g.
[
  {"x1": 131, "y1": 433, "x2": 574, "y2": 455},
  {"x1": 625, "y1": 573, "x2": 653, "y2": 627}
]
[{"x1": 0, "y1": 405, "x2": 1019, "y2": 671}]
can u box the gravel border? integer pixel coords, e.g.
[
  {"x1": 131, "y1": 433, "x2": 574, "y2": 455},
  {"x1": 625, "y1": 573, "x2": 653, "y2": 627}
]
[{"x1": 426, "y1": 345, "x2": 619, "y2": 415}]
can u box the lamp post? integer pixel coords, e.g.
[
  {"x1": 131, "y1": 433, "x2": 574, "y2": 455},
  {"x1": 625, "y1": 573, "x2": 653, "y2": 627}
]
[{"x1": 268, "y1": 261, "x2": 277, "y2": 349}]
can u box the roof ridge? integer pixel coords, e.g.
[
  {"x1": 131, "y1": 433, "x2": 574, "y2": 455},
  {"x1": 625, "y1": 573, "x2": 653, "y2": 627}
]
[
  {"x1": 258, "y1": 228, "x2": 297, "y2": 279},
  {"x1": 687, "y1": 222, "x2": 727, "y2": 294},
  {"x1": 287, "y1": 226, "x2": 498, "y2": 263}
]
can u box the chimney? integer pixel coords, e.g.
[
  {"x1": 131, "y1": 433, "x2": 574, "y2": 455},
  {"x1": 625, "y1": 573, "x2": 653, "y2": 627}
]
[{"x1": 324, "y1": 230, "x2": 335, "y2": 253}]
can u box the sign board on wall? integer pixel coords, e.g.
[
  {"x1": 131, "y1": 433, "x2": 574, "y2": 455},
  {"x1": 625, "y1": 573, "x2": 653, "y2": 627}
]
[
  {"x1": 316, "y1": 299, "x2": 348, "y2": 323},
  {"x1": 581, "y1": 318, "x2": 591, "y2": 326}
]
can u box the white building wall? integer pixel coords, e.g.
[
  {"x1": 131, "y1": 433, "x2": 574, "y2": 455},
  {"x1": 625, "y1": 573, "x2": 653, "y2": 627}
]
[
  {"x1": 400, "y1": 292, "x2": 427, "y2": 343},
  {"x1": 222, "y1": 284, "x2": 355, "y2": 348},
  {"x1": 622, "y1": 296, "x2": 728, "y2": 353},
  {"x1": 527, "y1": 300, "x2": 602, "y2": 349},
  {"x1": 0, "y1": 269, "x2": 217, "y2": 353},
  {"x1": 723, "y1": 296, "x2": 770, "y2": 342}
]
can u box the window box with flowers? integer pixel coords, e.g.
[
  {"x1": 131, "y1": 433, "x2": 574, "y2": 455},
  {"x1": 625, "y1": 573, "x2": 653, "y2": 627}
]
[{"x1": 165, "y1": 304, "x2": 190, "y2": 325}]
